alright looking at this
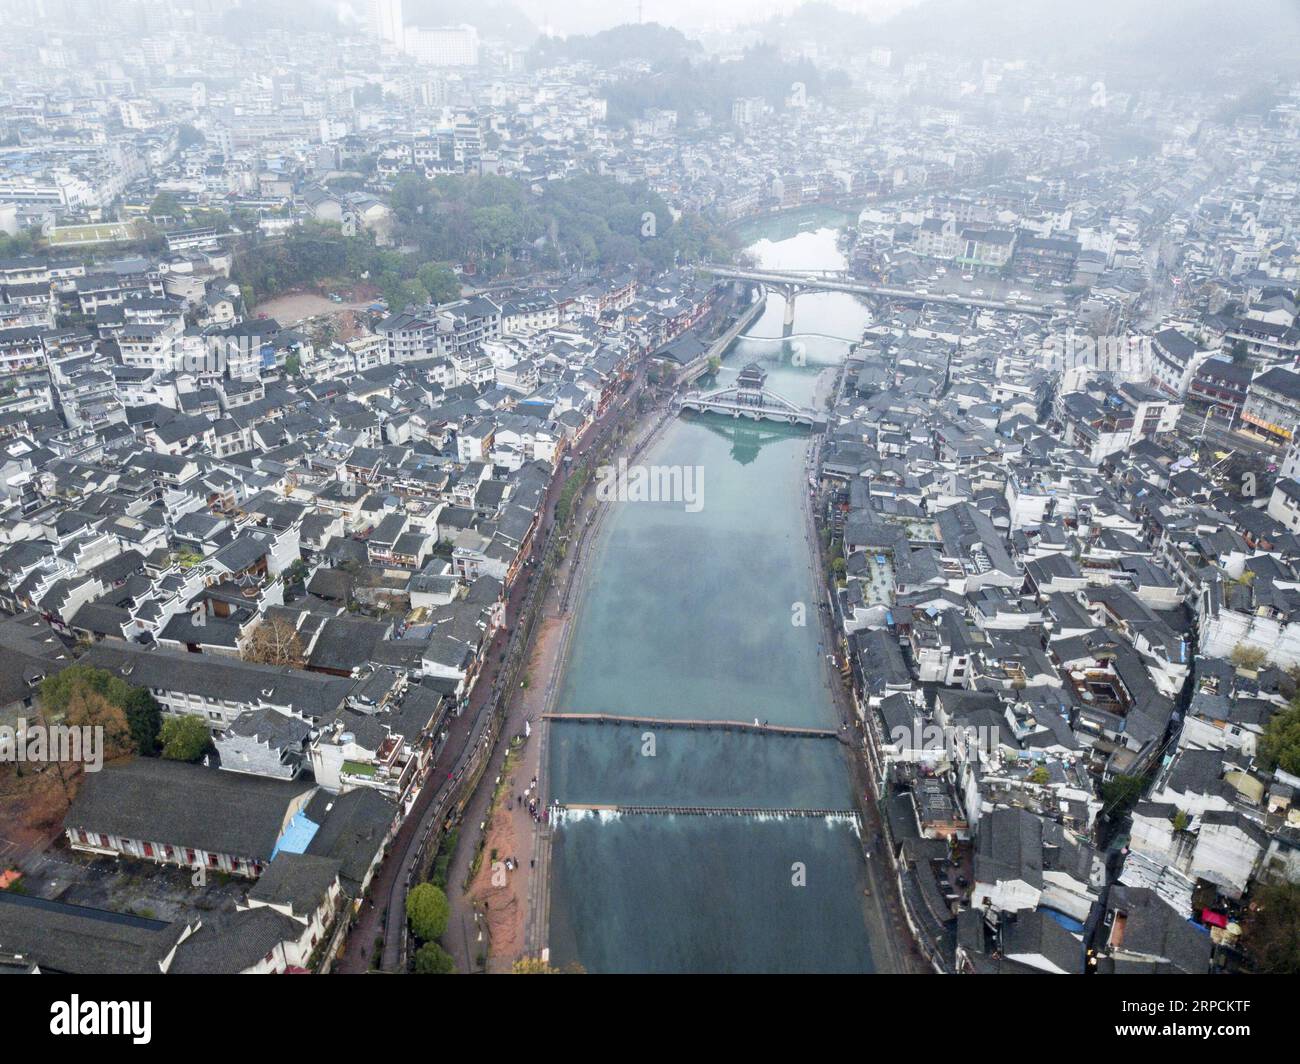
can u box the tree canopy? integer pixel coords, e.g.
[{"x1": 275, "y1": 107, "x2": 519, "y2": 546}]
[
  {"x1": 159, "y1": 715, "x2": 212, "y2": 763},
  {"x1": 413, "y1": 942, "x2": 456, "y2": 974},
  {"x1": 233, "y1": 172, "x2": 731, "y2": 308},
  {"x1": 1244, "y1": 880, "x2": 1300, "y2": 974},
  {"x1": 389, "y1": 171, "x2": 731, "y2": 280},
  {"x1": 232, "y1": 222, "x2": 399, "y2": 305},
  {"x1": 600, "y1": 44, "x2": 843, "y2": 129},
  {"x1": 1100, "y1": 773, "x2": 1146, "y2": 818},
  {"x1": 148, "y1": 191, "x2": 184, "y2": 219},
  {"x1": 63, "y1": 689, "x2": 134, "y2": 762},
  {"x1": 39, "y1": 664, "x2": 160, "y2": 756},
  {"x1": 1259, "y1": 700, "x2": 1300, "y2": 777},
  {"x1": 529, "y1": 23, "x2": 700, "y2": 69},
  {"x1": 406, "y1": 882, "x2": 451, "y2": 943}
]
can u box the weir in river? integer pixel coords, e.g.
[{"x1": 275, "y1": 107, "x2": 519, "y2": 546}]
[{"x1": 543, "y1": 220, "x2": 883, "y2": 974}]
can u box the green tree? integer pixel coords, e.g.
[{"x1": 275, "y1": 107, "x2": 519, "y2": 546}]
[
  {"x1": 416, "y1": 262, "x2": 461, "y2": 304},
  {"x1": 149, "y1": 192, "x2": 184, "y2": 220},
  {"x1": 554, "y1": 461, "x2": 591, "y2": 526},
  {"x1": 232, "y1": 222, "x2": 391, "y2": 304},
  {"x1": 1101, "y1": 773, "x2": 1146, "y2": 818},
  {"x1": 40, "y1": 664, "x2": 130, "y2": 716},
  {"x1": 406, "y1": 882, "x2": 450, "y2": 942},
  {"x1": 1244, "y1": 880, "x2": 1300, "y2": 974},
  {"x1": 379, "y1": 274, "x2": 428, "y2": 313},
  {"x1": 159, "y1": 715, "x2": 212, "y2": 762},
  {"x1": 121, "y1": 687, "x2": 162, "y2": 756},
  {"x1": 413, "y1": 942, "x2": 455, "y2": 974},
  {"x1": 387, "y1": 170, "x2": 732, "y2": 277},
  {"x1": 0, "y1": 230, "x2": 40, "y2": 257},
  {"x1": 1259, "y1": 700, "x2": 1300, "y2": 777},
  {"x1": 39, "y1": 665, "x2": 160, "y2": 756}
]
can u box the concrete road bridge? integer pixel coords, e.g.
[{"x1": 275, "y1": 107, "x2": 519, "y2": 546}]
[{"x1": 698, "y1": 263, "x2": 1054, "y2": 328}]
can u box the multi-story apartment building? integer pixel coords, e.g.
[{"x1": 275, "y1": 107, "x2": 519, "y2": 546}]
[{"x1": 1242, "y1": 365, "x2": 1300, "y2": 441}]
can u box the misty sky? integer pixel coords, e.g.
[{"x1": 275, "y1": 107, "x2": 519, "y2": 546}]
[{"x1": 513, "y1": 0, "x2": 921, "y2": 35}]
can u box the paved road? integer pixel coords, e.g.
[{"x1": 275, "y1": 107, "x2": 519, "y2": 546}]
[
  {"x1": 441, "y1": 390, "x2": 675, "y2": 972},
  {"x1": 334, "y1": 587, "x2": 518, "y2": 973},
  {"x1": 1177, "y1": 406, "x2": 1283, "y2": 457},
  {"x1": 335, "y1": 369, "x2": 649, "y2": 973}
]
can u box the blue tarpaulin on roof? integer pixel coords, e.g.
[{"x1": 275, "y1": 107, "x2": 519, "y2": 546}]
[
  {"x1": 272, "y1": 810, "x2": 320, "y2": 859},
  {"x1": 1040, "y1": 908, "x2": 1085, "y2": 933}
]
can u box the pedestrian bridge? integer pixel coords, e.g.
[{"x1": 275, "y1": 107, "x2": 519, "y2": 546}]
[
  {"x1": 558, "y1": 803, "x2": 860, "y2": 820},
  {"x1": 542, "y1": 711, "x2": 844, "y2": 740}
]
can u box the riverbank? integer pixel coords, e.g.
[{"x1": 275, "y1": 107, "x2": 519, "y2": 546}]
[
  {"x1": 449, "y1": 392, "x2": 682, "y2": 971},
  {"x1": 797, "y1": 374, "x2": 928, "y2": 975},
  {"x1": 726, "y1": 202, "x2": 861, "y2": 245}
]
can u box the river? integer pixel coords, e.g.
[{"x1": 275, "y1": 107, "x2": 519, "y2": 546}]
[{"x1": 545, "y1": 216, "x2": 879, "y2": 973}]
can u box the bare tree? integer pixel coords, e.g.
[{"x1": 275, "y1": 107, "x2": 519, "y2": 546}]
[{"x1": 243, "y1": 615, "x2": 305, "y2": 667}]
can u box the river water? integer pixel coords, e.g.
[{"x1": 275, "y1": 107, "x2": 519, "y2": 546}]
[{"x1": 546, "y1": 215, "x2": 878, "y2": 972}]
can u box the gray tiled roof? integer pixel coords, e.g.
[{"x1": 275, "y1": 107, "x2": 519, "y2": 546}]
[
  {"x1": 0, "y1": 891, "x2": 187, "y2": 975},
  {"x1": 65, "y1": 759, "x2": 315, "y2": 862},
  {"x1": 247, "y1": 852, "x2": 341, "y2": 918},
  {"x1": 167, "y1": 905, "x2": 304, "y2": 974}
]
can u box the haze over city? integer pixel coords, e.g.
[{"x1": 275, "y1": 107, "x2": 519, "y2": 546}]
[{"x1": 0, "y1": 0, "x2": 1296, "y2": 1030}]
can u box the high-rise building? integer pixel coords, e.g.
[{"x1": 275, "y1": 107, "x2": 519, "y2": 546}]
[
  {"x1": 731, "y1": 97, "x2": 764, "y2": 126},
  {"x1": 404, "y1": 25, "x2": 480, "y2": 68},
  {"x1": 369, "y1": 0, "x2": 404, "y2": 50}
]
